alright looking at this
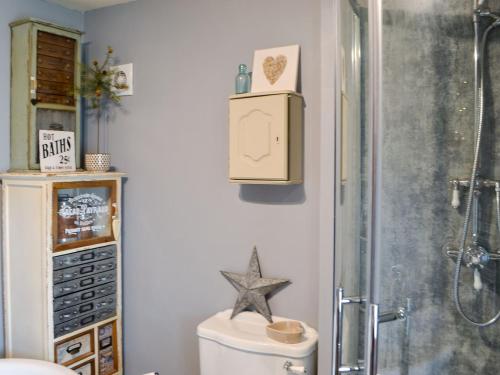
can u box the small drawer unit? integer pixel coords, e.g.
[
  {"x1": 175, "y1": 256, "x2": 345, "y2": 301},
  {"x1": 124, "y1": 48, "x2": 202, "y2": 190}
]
[
  {"x1": 54, "y1": 294, "x2": 116, "y2": 326},
  {"x1": 53, "y1": 246, "x2": 116, "y2": 270},
  {"x1": 98, "y1": 321, "x2": 119, "y2": 375},
  {"x1": 73, "y1": 359, "x2": 96, "y2": 375},
  {"x1": 54, "y1": 283, "x2": 117, "y2": 311},
  {"x1": 53, "y1": 246, "x2": 118, "y2": 337},
  {"x1": 1, "y1": 172, "x2": 124, "y2": 375},
  {"x1": 55, "y1": 329, "x2": 95, "y2": 366},
  {"x1": 229, "y1": 90, "x2": 303, "y2": 184}
]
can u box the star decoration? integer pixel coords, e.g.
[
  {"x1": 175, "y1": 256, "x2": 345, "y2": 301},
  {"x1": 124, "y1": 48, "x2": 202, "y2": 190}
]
[{"x1": 221, "y1": 246, "x2": 290, "y2": 323}]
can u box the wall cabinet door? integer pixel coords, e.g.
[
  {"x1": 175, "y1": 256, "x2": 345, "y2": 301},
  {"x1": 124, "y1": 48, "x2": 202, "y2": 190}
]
[
  {"x1": 229, "y1": 94, "x2": 288, "y2": 180},
  {"x1": 53, "y1": 180, "x2": 117, "y2": 252}
]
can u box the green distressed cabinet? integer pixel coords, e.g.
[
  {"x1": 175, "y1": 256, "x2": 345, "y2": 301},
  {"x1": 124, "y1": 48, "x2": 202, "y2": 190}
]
[{"x1": 10, "y1": 19, "x2": 83, "y2": 170}]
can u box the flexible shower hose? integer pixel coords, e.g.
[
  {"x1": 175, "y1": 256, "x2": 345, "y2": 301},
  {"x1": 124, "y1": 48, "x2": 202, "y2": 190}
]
[{"x1": 453, "y1": 21, "x2": 500, "y2": 327}]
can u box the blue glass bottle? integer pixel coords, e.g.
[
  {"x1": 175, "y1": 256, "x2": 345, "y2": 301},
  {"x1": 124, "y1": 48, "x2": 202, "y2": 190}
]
[{"x1": 235, "y1": 64, "x2": 251, "y2": 94}]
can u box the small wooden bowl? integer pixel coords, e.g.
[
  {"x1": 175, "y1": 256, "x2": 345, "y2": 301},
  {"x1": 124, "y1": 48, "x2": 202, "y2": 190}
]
[{"x1": 266, "y1": 320, "x2": 305, "y2": 344}]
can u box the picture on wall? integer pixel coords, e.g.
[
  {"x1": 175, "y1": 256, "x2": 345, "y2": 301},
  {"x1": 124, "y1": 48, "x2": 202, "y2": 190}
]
[{"x1": 251, "y1": 44, "x2": 300, "y2": 93}]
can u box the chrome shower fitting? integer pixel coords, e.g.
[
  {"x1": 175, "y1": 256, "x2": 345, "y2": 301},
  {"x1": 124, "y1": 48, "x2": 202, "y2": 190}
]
[
  {"x1": 447, "y1": 7, "x2": 500, "y2": 327},
  {"x1": 448, "y1": 177, "x2": 500, "y2": 209},
  {"x1": 447, "y1": 244, "x2": 500, "y2": 269},
  {"x1": 447, "y1": 243, "x2": 500, "y2": 291}
]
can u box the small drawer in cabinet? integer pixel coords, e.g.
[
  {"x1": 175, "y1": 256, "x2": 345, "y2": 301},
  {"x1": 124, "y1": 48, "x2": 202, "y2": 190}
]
[
  {"x1": 37, "y1": 54, "x2": 73, "y2": 72},
  {"x1": 37, "y1": 41, "x2": 75, "y2": 60},
  {"x1": 55, "y1": 307, "x2": 116, "y2": 338},
  {"x1": 37, "y1": 67, "x2": 73, "y2": 84},
  {"x1": 37, "y1": 79, "x2": 73, "y2": 96},
  {"x1": 72, "y1": 359, "x2": 95, "y2": 375},
  {"x1": 55, "y1": 329, "x2": 95, "y2": 367},
  {"x1": 55, "y1": 294, "x2": 117, "y2": 325},
  {"x1": 54, "y1": 246, "x2": 116, "y2": 271},
  {"x1": 54, "y1": 270, "x2": 116, "y2": 298},
  {"x1": 54, "y1": 282, "x2": 116, "y2": 311},
  {"x1": 36, "y1": 93, "x2": 74, "y2": 106},
  {"x1": 38, "y1": 31, "x2": 76, "y2": 48},
  {"x1": 54, "y1": 258, "x2": 116, "y2": 284},
  {"x1": 98, "y1": 321, "x2": 118, "y2": 375}
]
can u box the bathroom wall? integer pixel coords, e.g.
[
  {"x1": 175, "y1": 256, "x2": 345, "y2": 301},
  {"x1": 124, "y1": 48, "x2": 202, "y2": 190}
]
[
  {"x1": 0, "y1": 0, "x2": 83, "y2": 355},
  {"x1": 83, "y1": 1, "x2": 321, "y2": 374}
]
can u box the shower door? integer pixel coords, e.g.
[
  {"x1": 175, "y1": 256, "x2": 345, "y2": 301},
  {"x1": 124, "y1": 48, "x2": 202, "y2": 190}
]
[{"x1": 333, "y1": 1, "x2": 500, "y2": 374}]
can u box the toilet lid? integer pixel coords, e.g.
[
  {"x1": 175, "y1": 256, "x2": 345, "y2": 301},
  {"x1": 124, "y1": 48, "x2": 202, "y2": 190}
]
[{"x1": 197, "y1": 309, "x2": 318, "y2": 358}]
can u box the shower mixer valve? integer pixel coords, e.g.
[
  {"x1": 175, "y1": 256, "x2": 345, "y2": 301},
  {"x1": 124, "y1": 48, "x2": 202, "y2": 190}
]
[
  {"x1": 448, "y1": 177, "x2": 500, "y2": 208},
  {"x1": 446, "y1": 244, "x2": 500, "y2": 291}
]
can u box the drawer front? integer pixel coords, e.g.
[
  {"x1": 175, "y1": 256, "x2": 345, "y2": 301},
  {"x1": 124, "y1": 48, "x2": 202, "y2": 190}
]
[
  {"x1": 54, "y1": 258, "x2": 116, "y2": 284},
  {"x1": 54, "y1": 270, "x2": 116, "y2": 298},
  {"x1": 54, "y1": 294, "x2": 117, "y2": 325},
  {"x1": 37, "y1": 54, "x2": 73, "y2": 72},
  {"x1": 37, "y1": 67, "x2": 73, "y2": 83},
  {"x1": 54, "y1": 282, "x2": 116, "y2": 311},
  {"x1": 37, "y1": 79, "x2": 73, "y2": 96},
  {"x1": 55, "y1": 329, "x2": 94, "y2": 366},
  {"x1": 55, "y1": 307, "x2": 116, "y2": 338},
  {"x1": 38, "y1": 41, "x2": 75, "y2": 61},
  {"x1": 73, "y1": 360, "x2": 95, "y2": 375},
  {"x1": 54, "y1": 246, "x2": 116, "y2": 271},
  {"x1": 98, "y1": 321, "x2": 118, "y2": 375},
  {"x1": 38, "y1": 31, "x2": 76, "y2": 48},
  {"x1": 73, "y1": 359, "x2": 95, "y2": 375},
  {"x1": 36, "y1": 93, "x2": 74, "y2": 106}
]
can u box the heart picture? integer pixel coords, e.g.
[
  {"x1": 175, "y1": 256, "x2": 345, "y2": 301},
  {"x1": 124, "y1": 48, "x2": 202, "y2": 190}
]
[
  {"x1": 262, "y1": 55, "x2": 287, "y2": 85},
  {"x1": 251, "y1": 45, "x2": 299, "y2": 92}
]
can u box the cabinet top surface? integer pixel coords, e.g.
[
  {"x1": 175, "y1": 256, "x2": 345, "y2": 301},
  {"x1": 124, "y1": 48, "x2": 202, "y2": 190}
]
[
  {"x1": 0, "y1": 170, "x2": 125, "y2": 180},
  {"x1": 229, "y1": 90, "x2": 303, "y2": 100},
  {"x1": 9, "y1": 18, "x2": 84, "y2": 35}
]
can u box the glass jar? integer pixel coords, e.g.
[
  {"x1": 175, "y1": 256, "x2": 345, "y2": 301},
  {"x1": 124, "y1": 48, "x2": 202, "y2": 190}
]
[{"x1": 235, "y1": 64, "x2": 251, "y2": 94}]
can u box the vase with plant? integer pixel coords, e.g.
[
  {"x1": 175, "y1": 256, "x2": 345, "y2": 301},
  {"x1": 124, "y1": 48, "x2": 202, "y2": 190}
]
[{"x1": 80, "y1": 46, "x2": 128, "y2": 171}]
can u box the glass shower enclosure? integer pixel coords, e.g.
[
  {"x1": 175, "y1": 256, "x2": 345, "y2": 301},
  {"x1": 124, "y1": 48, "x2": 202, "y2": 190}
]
[{"x1": 333, "y1": 1, "x2": 500, "y2": 374}]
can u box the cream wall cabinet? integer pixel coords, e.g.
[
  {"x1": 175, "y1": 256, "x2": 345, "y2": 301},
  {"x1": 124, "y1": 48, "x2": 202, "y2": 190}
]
[
  {"x1": 10, "y1": 19, "x2": 82, "y2": 170},
  {"x1": 229, "y1": 91, "x2": 303, "y2": 184},
  {"x1": 1, "y1": 172, "x2": 124, "y2": 375}
]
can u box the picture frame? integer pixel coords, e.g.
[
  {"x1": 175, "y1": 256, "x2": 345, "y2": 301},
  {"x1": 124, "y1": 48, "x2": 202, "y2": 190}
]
[{"x1": 251, "y1": 44, "x2": 300, "y2": 93}]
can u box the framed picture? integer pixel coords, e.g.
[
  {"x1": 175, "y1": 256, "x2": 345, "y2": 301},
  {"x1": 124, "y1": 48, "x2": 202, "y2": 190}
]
[
  {"x1": 52, "y1": 180, "x2": 117, "y2": 252},
  {"x1": 251, "y1": 44, "x2": 300, "y2": 93}
]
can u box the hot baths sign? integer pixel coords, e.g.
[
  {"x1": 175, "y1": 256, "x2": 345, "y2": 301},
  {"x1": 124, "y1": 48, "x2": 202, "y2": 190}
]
[{"x1": 39, "y1": 130, "x2": 76, "y2": 172}]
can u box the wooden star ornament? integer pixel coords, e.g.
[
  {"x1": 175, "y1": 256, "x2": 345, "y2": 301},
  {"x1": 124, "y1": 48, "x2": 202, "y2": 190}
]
[{"x1": 221, "y1": 247, "x2": 290, "y2": 323}]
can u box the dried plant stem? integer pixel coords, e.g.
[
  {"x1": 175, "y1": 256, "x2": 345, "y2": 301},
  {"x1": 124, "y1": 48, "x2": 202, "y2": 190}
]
[{"x1": 97, "y1": 106, "x2": 101, "y2": 153}]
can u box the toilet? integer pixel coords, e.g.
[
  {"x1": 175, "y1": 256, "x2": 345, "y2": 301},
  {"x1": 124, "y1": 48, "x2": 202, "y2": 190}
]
[{"x1": 197, "y1": 309, "x2": 318, "y2": 375}]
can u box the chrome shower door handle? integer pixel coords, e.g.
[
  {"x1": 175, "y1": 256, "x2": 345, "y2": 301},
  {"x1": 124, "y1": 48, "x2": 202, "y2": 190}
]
[
  {"x1": 365, "y1": 303, "x2": 407, "y2": 375},
  {"x1": 333, "y1": 288, "x2": 365, "y2": 374},
  {"x1": 366, "y1": 304, "x2": 379, "y2": 375}
]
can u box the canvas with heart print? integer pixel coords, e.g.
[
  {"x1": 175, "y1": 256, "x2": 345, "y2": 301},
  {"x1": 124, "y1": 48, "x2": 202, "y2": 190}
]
[{"x1": 251, "y1": 45, "x2": 300, "y2": 93}]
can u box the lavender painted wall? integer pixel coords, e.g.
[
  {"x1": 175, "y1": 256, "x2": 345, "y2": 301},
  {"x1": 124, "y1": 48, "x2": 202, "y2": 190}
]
[{"x1": 83, "y1": 1, "x2": 321, "y2": 374}]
